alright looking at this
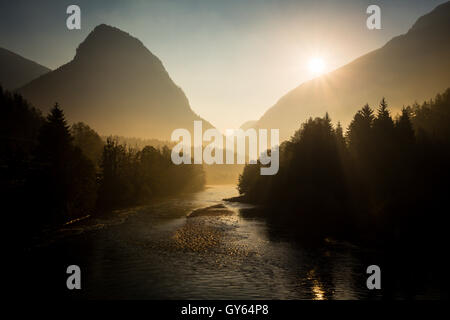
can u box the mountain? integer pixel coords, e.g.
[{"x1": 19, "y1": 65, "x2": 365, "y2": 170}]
[
  {"x1": 18, "y1": 24, "x2": 213, "y2": 140},
  {"x1": 254, "y1": 1, "x2": 450, "y2": 141},
  {"x1": 240, "y1": 120, "x2": 257, "y2": 131},
  {"x1": 0, "y1": 48, "x2": 50, "y2": 90}
]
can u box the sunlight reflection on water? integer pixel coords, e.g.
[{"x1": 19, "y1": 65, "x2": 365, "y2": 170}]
[{"x1": 53, "y1": 185, "x2": 374, "y2": 299}]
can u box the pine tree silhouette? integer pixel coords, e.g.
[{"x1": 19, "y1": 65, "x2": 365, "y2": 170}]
[
  {"x1": 36, "y1": 103, "x2": 73, "y2": 164},
  {"x1": 396, "y1": 108, "x2": 415, "y2": 145}
]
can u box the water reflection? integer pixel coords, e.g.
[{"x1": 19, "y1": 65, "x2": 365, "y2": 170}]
[{"x1": 28, "y1": 185, "x2": 381, "y2": 299}]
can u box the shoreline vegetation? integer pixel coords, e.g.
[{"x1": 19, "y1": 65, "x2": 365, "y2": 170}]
[
  {"x1": 0, "y1": 86, "x2": 206, "y2": 246},
  {"x1": 224, "y1": 90, "x2": 449, "y2": 297},
  {"x1": 234, "y1": 89, "x2": 450, "y2": 247},
  {"x1": 2, "y1": 84, "x2": 449, "y2": 257}
]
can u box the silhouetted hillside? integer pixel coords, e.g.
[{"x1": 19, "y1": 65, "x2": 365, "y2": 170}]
[
  {"x1": 19, "y1": 24, "x2": 214, "y2": 140},
  {"x1": 238, "y1": 88, "x2": 450, "y2": 244},
  {"x1": 0, "y1": 48, "x2": 50, "y2": 90},
  {"x1": 254, "y1": 1, "x2": 450, "y2": 140},
  {"x1": 240, "y1": 120, "x2": 257, "y2": 130}
]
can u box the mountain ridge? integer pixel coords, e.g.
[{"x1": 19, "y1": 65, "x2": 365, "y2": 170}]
[
  {"x1": 0, "y1": 47, "x2": 50, "y2": 90},
  {"x1": 18, "y1": 24, "x2": 214, "y2": 140},
  {"x1": 253, "y1": 1, "x2": 450, "y2": 141}
]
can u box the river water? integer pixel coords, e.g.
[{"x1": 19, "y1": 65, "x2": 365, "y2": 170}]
[{"x1": 27, "y1": 185, "x2": 385, "y2": 299}]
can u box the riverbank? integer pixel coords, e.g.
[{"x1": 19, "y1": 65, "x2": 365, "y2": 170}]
[
  {"x1": 21, "y1": 185, "x2": 446, "y2": 299},
  {"x1": 23, "y1": 185, "x2": 385, "y2": 299},
  {"x1": 188, "y1": 203, "x2": 235, "y2": 217}
]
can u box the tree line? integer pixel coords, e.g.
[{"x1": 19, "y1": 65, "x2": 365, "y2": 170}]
[
  {"x1": 0, "y1": 86, "x2": 205, "y2": 242},
  {"x1": 238, "y1": 88, "x2": 450, "y2": 244}
]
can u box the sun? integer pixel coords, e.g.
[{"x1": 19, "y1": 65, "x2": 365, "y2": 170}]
[{"x1": 308, "y1": 57, "x2": 326, "y2": 75}]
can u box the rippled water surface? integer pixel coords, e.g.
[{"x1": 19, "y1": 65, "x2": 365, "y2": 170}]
[{"x1": 31, "y1": 185, "x2": 381, "y2": 299}]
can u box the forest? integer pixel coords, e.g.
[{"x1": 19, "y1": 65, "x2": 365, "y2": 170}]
[
  {"x1": 2, "y1": 83, "x2": 450, "y2": 253},
  {"x1": 0, "y1": 86, "x2": 205, "y2": 245},
  {"x1": 238, "y1": 89, "x2": 450, "y2": 248}
]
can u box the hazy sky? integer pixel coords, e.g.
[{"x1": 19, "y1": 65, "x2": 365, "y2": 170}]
[{"x1": 0, "y1": 0, "x2": 446, "y2": 131}]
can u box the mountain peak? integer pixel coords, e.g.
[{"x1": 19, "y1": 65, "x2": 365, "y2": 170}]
[
  {"x1": 88, "y1": 23, "x2": 137, "y2": 40},
  {"x1": 254, "y1": 1, "x2": 450, "y2": 141},
  {"x1": 74, "y1": 24, "x2": 155, "y2": 63},
  {"x1": 409, "y1": 1, "x2": 450, "y2": 33},
  {"x1": 18, "y1": 24, "x2": 214, "y2": 140},
  {"x1": 93, "y1": 23, "x2": 119, "y2": 31}
]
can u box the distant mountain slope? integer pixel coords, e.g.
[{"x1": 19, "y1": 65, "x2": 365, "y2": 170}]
[
  {"x1": 255, "y1": 1, "x2": 450, "y2": 141},
  {"x1": 19, "y1": 24, "x2": 213, "y2": 139},
  {"x1": 240, "y1": 120, "x2": 257, "y2": 130},
  {"x1": 0, "y1": 48, "x2": 50, "y2": 90}
]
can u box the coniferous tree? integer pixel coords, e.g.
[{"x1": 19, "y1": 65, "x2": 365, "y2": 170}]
[
  {"x1": 34, "y1": 104, "x2": 97, "y2": 223},
  {"x1": 335, "y1": 122, "x2": 345, "y2": 145},
  {"x1": 373, "y1": 98, "x2": 395, "y2": 138},
  {"x1": 347, "y1": 104, "x2": 374, "y2": 160},
  {"x1": 396, "y1": 108, "x2": 415, "y2": 146},
  {"x1": 71, "y1": 122, "x2": 104, "y2": 167},
  {"x1": 0, "y1": 86, "x2": 43, "y2": 163},
  {"x1": 334, "y1": 121, "x2": 348, "y2": 160}
]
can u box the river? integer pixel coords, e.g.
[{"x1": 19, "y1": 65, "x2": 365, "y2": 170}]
[{"x1": 26, "y1": 185, "x2": 386, "y2": 299}]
